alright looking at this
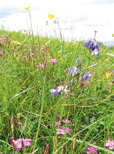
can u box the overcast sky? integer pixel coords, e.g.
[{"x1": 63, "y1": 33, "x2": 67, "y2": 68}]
[{"x1": 0, "y1": 0, "x2": 114, "y2": 43}]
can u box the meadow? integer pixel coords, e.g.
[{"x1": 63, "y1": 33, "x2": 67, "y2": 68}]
[{"x1": 0, "y1": 12, "x2": 114, "y2": 154}]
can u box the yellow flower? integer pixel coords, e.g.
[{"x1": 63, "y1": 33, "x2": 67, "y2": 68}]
[
  {"x1": 104, "y1": 59, "x2": 109, "y2": 62},
  {"x1": 24, "y1": 6, "x2": 30, "y2": 10},
  {"x1": 48, "y1": 14, "x2": 54, "y2": 19},
  {"x1": 12, "y1": 40, "x2": 20, "y2": 45},
  {"x1": 106, "y1": 72, "x2": 111, "y2": 79}
]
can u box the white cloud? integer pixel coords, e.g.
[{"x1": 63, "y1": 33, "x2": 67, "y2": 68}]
[{"x1": 0, "y1": 0, "x2": 114, "y2": 42}]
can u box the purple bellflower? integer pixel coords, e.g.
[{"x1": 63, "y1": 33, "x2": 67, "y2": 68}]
[
  {"x1": 83, "y1": 39, "x2": 100, "y2": 57},
  {"x1": 66, "y1": 66, "x2": 78, "y2": 76},
  {"x1": 50, "y1": 89, "x2": 58, "y2": 97},
  {"x1": 82, "y1": 71, "x2": 89, "y2": 81}
]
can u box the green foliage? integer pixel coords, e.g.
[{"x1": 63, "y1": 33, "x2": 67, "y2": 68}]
[{"x1": 0, "y1": 30, "x2": 114, "y2": 153}]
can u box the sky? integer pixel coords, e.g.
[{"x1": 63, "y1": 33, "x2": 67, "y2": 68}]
[{"x1": 0, "y1": 0, "x2": 114, "y2": 44}]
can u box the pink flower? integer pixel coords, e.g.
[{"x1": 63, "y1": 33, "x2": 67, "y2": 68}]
[
  {"x1": 31, "y1": 53, "x2": 35, "y2": 56},
  {"x1": 79, "y1": 81, "x2": 88, "y2": 86},
  {"x1": 91, "y1": 72, "x2": 95, "y2": 75},
  {"x1": 10, "y1": 137, "x2": 32, "y2": 150},
  {"x1": 49, "y1": 59, "x2": 58, "y2": 64},
  {"x1": 86, "y1": 142, "x2": 98, "y2": 154},
  {"x1": 57, "y1": 114, "x2": 61, "y2": 117},
  {"x1": 56, "y1": 85, "x2": 68, "y2": 93},
  {"x1": 37, "y1": 64, "x2": 45, "y2": 68},
  {"x1": 0, "y1": 38, "x2": 4, "y2": 41},
  {"x1": 55, "y1": 121, "x2": 62, "y2": 127},
  {"x1": 56, "y1": 127, "x2": 73, "y2": 135},
  {"x1": 107, "y1": 89, "x2": 111, "y2": 93},
  {"x1": 56, "y1": 128, "x2": 66, "y2": 135},
  {"x1": 62, "y1": 119, "x2": 71, "y2": 124},
  {"x1": 104, "y1": 139, "x2": 114, "y2": 150},
  {"x1": 44, "y1": 144, "x2": 49, "y2": 154},
  {"x1": 109, "y1": 83, "x2": 113, "y2": 86},
  {"x1": 0, "y1": 51, "x2": 4, "y2": 55}
]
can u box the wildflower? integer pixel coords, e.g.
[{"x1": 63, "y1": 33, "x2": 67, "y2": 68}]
[
  {"x1": 49, "y1": 59, "x2": 58, "y2": 64},
  {"x1": 55, "y1": 121, "x2": 62, "y2": 127},
  {"x1": 107, "y1": 89, "x2": 111, "y2": 93},
  {"x1": 104, "y1": 139, "x2": 114, "y2": 150},
  {"x1": 0, "y1": 51, "x2": 4, "y2": 55},
  {"x1": 44, "y1": 144, "x2": 49, "y2": 154},
  {"x1": 109, "y1": 83, "x2": 113, "y2": 86},
  {"x1": 48, "y1": 14, "x2": 54, "y2": 19},
  {"x1": 106, "y1": 72, "x2": 111, "y2": 79},
  {"x1": 79, "y1": 81, "x2": 88, "y2": 86},
  {"x1": 76, "y1": 59, "x2": 80, "y2": 66},
  {"x1": 62, "y1": 119, "x2": 71, "y2": 124},
  {"x1": 12, "y1": 40, "x2": 20, "y2": 45},
  {"x1": 92, "y1": 46, "x2": 100, "y2": 57},
  {"x1": 37, "y1": 64, "x2": 45, "y2": 68},
  {"x1": 0, "y1": 38, "x2": 4, "y2": 41},
  {"x1": 107, "y1": 53, "x2": 114, "y2": 57},
  {"x1": 91, "y1": 72, "x2": 95, "y2": 75},
  {"x1": 24, "y1": 6, "x2": 30, "y2": 10},
  {"x1": 11, "y1": 115, "x2": 14, "y2": 134},
  {"x1": 56, "y1": 85, "x2": 68, "y2": 93},
  {"x1": 82, "y1": 71, "x2": 89, "y2": 81},
  {"x1": 105, "y1": 58, "x2": 110, "y2": 62},
  {"x1": 31, "y1": 53, "x2": 35, "y2": 56},
  {"x1": 10, "y1": 137, "x2": 32, "y2": 150},
  {"x1": 57, "y1": 114, "x2": 61, "y2": 117},
  {"x1": 50, "y1": 89, "x2": 58, "y2": 97},
  {"x1": 66, "y1": 66, "x2": 78, "y2": 76},
  {"x1": 56, "y1": 127, "x2": 73, "y2": 135},
  {"x1": 83, "y1": 39, "x2": 100, "y2": 57},
  {"x1": 86, "y1": 142, "x2": 98, "y2": 154}
]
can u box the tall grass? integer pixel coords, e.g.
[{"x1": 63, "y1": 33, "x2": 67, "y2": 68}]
[{"x1": 0, "y1": 15, "x2": 114, "y2": 154}]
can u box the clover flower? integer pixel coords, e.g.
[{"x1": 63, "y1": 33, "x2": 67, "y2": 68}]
[
  {"x1": 10, "y1": 137, "x2": 32, "y2": 150},
  {"x1": 66, "y1": 66, "x2": 78, "y2": 76}
]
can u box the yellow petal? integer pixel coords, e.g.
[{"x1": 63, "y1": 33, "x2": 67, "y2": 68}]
[
  {"x1": 104, "y1": 59, "x2": 109, "y2": 62},
  {"x1": 106, "y1": 72, "x2": 111, "y2": 79},
  {"x1": 24, "y1": 6, "x2": 30, "y2": 10},
  {"x1": 48, "y1": 14, "x2": 54, "y2": 19}
]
